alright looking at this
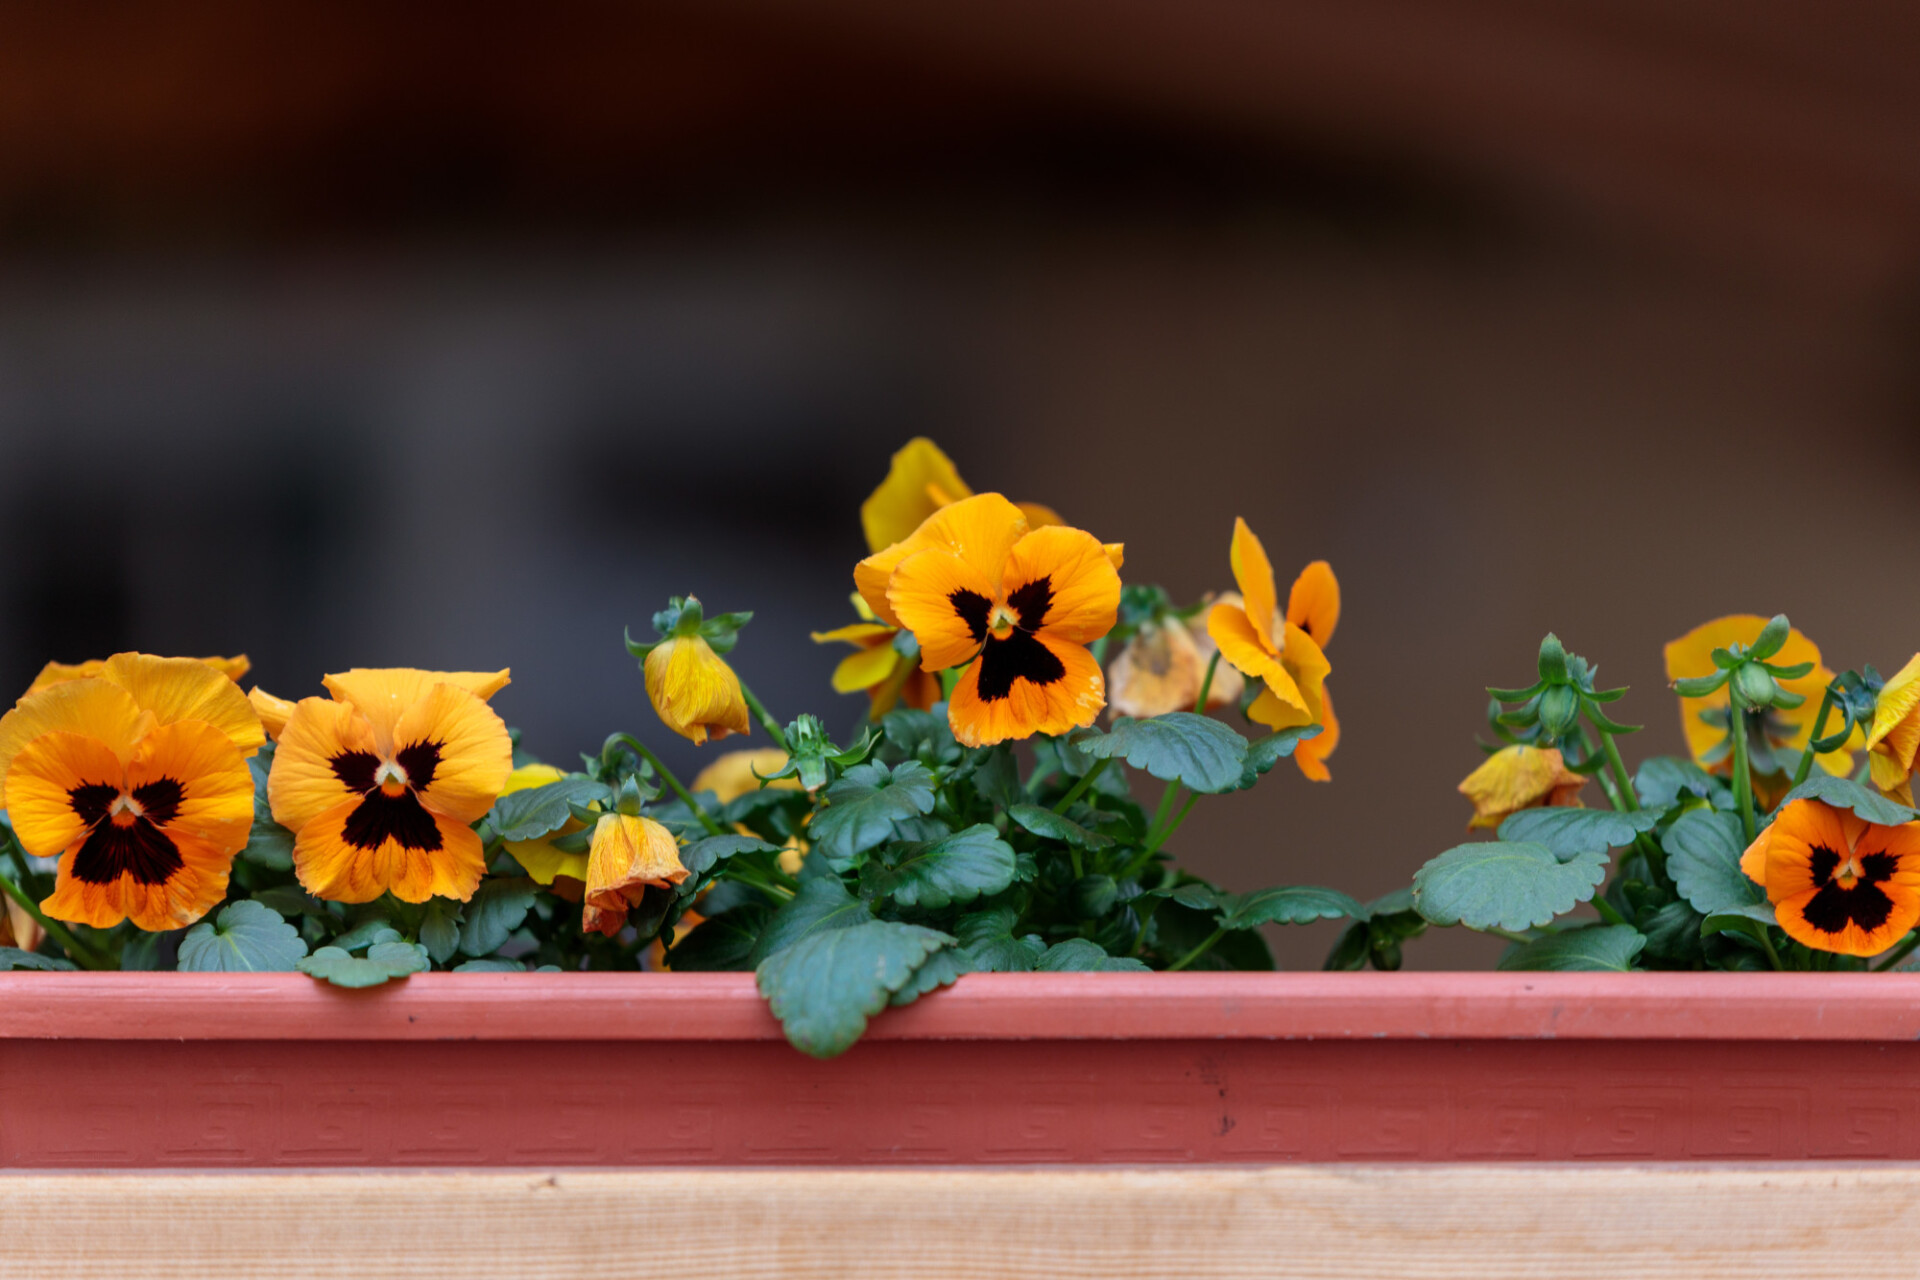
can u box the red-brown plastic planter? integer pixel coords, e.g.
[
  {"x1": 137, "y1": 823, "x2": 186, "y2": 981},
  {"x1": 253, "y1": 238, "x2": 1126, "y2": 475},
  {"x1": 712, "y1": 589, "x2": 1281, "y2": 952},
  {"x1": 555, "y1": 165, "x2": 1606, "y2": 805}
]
[{"x1": 2, "y1": 971, "x2": 1917, "y2": 1167}]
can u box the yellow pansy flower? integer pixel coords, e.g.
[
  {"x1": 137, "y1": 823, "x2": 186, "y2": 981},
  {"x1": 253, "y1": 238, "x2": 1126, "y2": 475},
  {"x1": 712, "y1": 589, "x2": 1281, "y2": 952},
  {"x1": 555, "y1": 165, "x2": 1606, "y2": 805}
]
[{"x1": 1458, "y1": 745, "x2": 1587, "y2": 830}]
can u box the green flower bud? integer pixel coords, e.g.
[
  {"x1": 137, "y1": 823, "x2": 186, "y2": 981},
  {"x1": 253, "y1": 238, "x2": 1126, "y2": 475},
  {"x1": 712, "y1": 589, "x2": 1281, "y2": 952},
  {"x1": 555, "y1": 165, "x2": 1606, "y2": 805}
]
[
  {"x1": 1537, "y1": 685, "x2": 1580, "y2": 740},
  {"x1": 1731, "y1": 662, "x2": 1779, "y2": 711}
]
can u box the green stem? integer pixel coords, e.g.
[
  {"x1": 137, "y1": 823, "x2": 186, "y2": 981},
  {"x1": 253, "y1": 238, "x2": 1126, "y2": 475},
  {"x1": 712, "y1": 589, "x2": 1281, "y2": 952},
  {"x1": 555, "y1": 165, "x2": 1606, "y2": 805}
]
[
  {"x1": 1595, "y1": 726, "x2": 1639, "y2": 812},
  {"x1": 1788, "y1": 687, "x2": 1839, "y2": 792},
  {"x1": 1488, "y1": 927, "x2": 1534, "y2": 946},
  {"x1": 722, "y1": 866, "x2": 796, "y2": 901},
  {"x1": 1592, "y1": 896, "x2": 1629, "y2": 927},
  {"x1": 0, "y1": 866, "x2": 108, "y2": 970},
  {"x1": 1756, "y1": 927, "x2": 1785, "y2": 972},
  {"x1": 1192, "y1": 651, "x2": 1222, "y2": 713},
  {"x1": 734, "y1": 678, "x2": 789, "y2": 753},
  {"x1": 1120, "y1": 794, "x2": 1202, "y2": 880},
  {"x1": 1129, "y1": 897, "x2": 1162, "y2": 957},
  {"x1": 1148, "y1": 781, "x2": 1183, "y2": 835},
  {"x1": 607, "y1": 734, "x2": 725, "y2": 837},
  {"x1": 1050, "y1": 758, "x2": 1111, "y2": 815},
  {"x1": 1874, "y1": 931, "x2": 1920, "y2": 972},
  {"x1": 1168, "y1": 926, "x2": 1226, "y2": 971},
  {"x1": 1729, "y1": 703, "x2": 1758, "y2": 843}
]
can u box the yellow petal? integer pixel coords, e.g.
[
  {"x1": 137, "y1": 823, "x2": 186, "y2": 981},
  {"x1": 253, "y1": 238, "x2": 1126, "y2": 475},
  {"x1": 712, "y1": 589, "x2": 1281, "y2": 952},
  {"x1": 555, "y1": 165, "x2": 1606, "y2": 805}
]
[
  {"x1": 691, "y1": 748, "x2": 796, "y2": 804},
  {"x1": 854, "y1": 493, "x2": 1027, "y2": 627},
  {"x1": 101, "y1": 652, "x2": 264, "y2": 757},
  {"x1": 321, "y1": 668, "x2": 511, "y2": 751},
  {"x1": 1287, "y1": 561, "x2": 1340, "y2": 648},
  {"x1": 1293, "y1": 686, "x2": 1339, "y2": 782},
  {"x1": 1206, "y1": 601, "x2": 1285, "y2": 686},
  {"x1": 583, "y1": 813, "x2": 689, "y2": 936},
  {"x1": 392, "y1": 682, "x2": 514, "y2": 825},
  {"x1": 7, "y1": 730, "x2": 126, "y2": 859},
  {"x1": 889, "y1": 546, "x2": 1000, "y2": 673},
  {"x1": 1867, "y1": 653, "x2": 1920, "y2": 757},
  {"x1": 268, "y1": 697, "x2": 381, "y2": 832},
  {"x1": 1103, "y1": 543, "x2": 1126, "y2": 571},
  {"x1": 0, "y1": 679, "x2": 147, "y2": 811},
  {"x1": 1015, "y1": 502, "x2": 1065, "y2": 529},
  {"x1": 860, "y1": 438, "x2": 974, "y2": 554},
  {"x1": 292, "y1": 796, "x2": 486, "y2": 905},
  {"x1": 948, "y1": 635, "x2": 1104, "y2": 748},
  {"x1": 248, "y1": 687, "x2": 297, "y2": 742},
  {"x1": 810, "y1": 622, "x2": 896, "y2": 647},
  {"x1": 504, "y1": 763, "x2": 568, "y2": 794},
  {"x1": 1227, "y1": 518, "x2": 1278, "y2": 653},
  {"x1": 832, "y1": 644, "x2": 901, "y2": 693},
  {"x1": 643, "y1": 636, "x2": 751, "y2": 745},
  {"x1": 1457, "y1": 745, "x2": 1586, "y2": 830},
  {"x1": 1004, "y1": 525, "x2": 1122, "y2": 647},
  {"x1": 27, "y1": 654, "x2": 249, "y2": 696},
  {"x1": 506, "y1": 836, "x2": 590, "y2": 886}
]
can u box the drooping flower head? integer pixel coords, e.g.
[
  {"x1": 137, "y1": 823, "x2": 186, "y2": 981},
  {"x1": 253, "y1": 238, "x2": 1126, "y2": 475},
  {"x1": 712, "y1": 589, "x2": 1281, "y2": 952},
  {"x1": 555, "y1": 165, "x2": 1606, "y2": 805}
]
[
  {"x1": 811, "y1": 593, "x2": 940, "y2": 720},
  {"x1": 1206, "y1": 519, "x2": 1338, "y2": 780},
  {"x1": 860, "y1": 437, "x2": 1066, "y2": 555},
  {"x1": 627, "y1": 596, "x2": 752, "y2": 746},
  {"x1": 1107, "y1": 614, "x2": 1243, "y2": 720},
  {"x1": 1741, "y1": 798, "x2": 1920, "y2": 956},
  {"x1": 1457, "y1": 744, "x2": 1586, "y2": 831},
  {"x1": 1666, "y1": 615, "x2": 1853, "y2": 800},
  {"x1": 268, "y1": 668, "x2": 513, "y2": 904},
  {"x1": 582, "y1": 812, "x2": 688, "y2": 936},
  {"x1": 1865, "y1": 654, "x2": 1920, "y2": 805},
  {"x1": 860, "y1": 493, "x2": 1121, "y2": 747},
  {"x1": 0, "y1": 653, "x2": 265, "y2": 931}
]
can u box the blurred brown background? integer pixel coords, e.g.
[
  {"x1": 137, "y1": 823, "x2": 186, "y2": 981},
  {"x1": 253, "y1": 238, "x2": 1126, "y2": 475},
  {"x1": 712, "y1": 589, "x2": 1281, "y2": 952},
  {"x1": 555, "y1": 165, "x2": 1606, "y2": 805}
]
[{"x1": 2, "y1": 0, "x2": 1917, "y2": 967}]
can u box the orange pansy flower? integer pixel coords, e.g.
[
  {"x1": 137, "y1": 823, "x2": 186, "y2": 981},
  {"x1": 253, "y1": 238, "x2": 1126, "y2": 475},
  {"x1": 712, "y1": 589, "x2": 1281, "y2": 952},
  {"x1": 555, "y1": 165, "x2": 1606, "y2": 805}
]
[
  {"x1": 267, "y1": 668, "x2": 512, "y2": 904},
  {"x1": 866, "y1": 493, "x2": 1120, "y2": 747},
  {"x1": 26, "y1": 653, "x2": 250, "y2": 696},
  {"x1": 0, "y1": 653, "x2": 264, "y2": 931},
  {"x1": 1741, "y1": 798, "x2": 1920, "y2": 956}
]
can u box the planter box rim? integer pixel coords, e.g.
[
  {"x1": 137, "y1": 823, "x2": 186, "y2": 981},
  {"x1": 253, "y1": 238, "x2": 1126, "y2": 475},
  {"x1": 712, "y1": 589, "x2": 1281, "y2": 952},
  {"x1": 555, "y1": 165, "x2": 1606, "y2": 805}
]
[{"x1": 4, "y1": 970, "x2": 1917, "y2": 1043}]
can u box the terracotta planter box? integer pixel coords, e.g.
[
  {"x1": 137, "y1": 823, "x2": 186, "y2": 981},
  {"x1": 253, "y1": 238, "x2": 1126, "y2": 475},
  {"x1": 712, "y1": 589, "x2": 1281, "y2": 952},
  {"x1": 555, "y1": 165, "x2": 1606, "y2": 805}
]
[{"x1": 2, "y1": 971, "x2": 1917, "y2": 1168}]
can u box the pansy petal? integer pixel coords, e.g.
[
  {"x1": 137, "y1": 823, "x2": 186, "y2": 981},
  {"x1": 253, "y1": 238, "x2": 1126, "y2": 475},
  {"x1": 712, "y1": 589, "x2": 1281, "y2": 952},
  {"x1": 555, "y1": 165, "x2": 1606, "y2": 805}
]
[
  {"x1": 644, "y1": 636, "x2": 751, "y2": 745},
  {"x1": 1015, "y1": 501, "x2": 1065, "y2": 530},
  {"x1": 1107, "y1": 621, "x2": 1204, "y2": 720},
  {"x1": 1207, "y1": 602, "x2": 1285, "y2": 684},
  {"x1": 860, "y1": 438, "x2": 974, "y2": 555},
  {"x1": 391, "y1": 682, "x2": 513, "y2": 825},
  {"x1": 1287, "y1": 561, "x2": 1341, "y2": 648},
  {"x1": 1760, "y1": 799, "x2": 1856, "y2": 901},
  {"x1": 292, "y1": 795, "x2": 486, "y2": 904},
  {"x1": 1005, "y1": 525, "x2": 1122, "y2": 646},
  {"x1": 691, "y1": 749, "x2": 795, "y2": 804},
  {"x1": 6, "y1": 731, "x2": 124, "y2": 859},
  {"x1": 41, "y1": 824, "x2": 234, "y2": 932},
  {"x1": 855, "y1": 493, "x2": 1028, "y2": 626},
  {"x1": 1293, "y1": 686, "x2": 1339, "y2": 782},
  {"x1": 248, "y1": 687, "x2": 297, "y2": 741},
  {"x1": 948, "y1": 635, "x2": 1104, "y2": 748},
  {"x1": 321, "y1": 668, "x2": 511, "y2": 751},
  {"x1": 503, "y1": 763, "x2": 568, "y2": 793},
  {"x1": 1228, "y1": 518, "x2": 1279, "y2": 652},
  {"x1": 890, "y1": 546, "x2": 999, "y2": 673},
  {"x1": 128, "y1": 719, "x2": 255, "y2": 852},
  {"x1": 269, "y1": 696, "x2": 380, "y2": 832},
  {"x1": 100, "y1": 652, "x2": 264, "y2": 756},
  {"x1": 0, "y1": 679, "x2": 146, "y2": 809},
  {"x1": 507, "y1": 835, "x2": 590, "y2": 887},
  {"x1": 583, "y1": 813, "x2": 689, "y2": 936},
  {"x1": 1776, "y1": 881, "x2": 1920, "y2": 958},
  {"x1": 831, "y1": 644, "x2": 900, "y2": 693},
  {"x1": 810, "y1": 622, "x2": 896, "y2": 647}
]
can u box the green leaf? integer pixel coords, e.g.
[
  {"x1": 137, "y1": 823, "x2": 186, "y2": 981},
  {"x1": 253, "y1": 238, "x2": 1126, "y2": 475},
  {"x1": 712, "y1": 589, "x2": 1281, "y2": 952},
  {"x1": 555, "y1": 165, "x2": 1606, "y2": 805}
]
[
  {"x1": 969, "y1": 747, "x2": 1023, "y2": 809},
  {"x1": 1072, "y1": 713, "x2": 1249, "y2": 793},
  {"x1": 1496, "y1": 807, "x2": 1658, "y2": 859},
  {"x1": 1776, "y1": 774, "x2": 1920, "y2": 827},
  {"x1": 890, "y1": 946, "x2": 972, "y2": 1007},
  {"x1": 1497, "y1": 925, "x2": 1646, "y2": 971},
  {"x1": 1702, "y1": 902, "x2": 1779, "y2": 947},
  {"x1": 1749, "y1": 614, "x2": 1791, "y2": 661},
  {"x1": 250, "y1": 885, "x2": 325, "y2": 917},
  {"x1": 1224, "y1": 726, "x2": 1321, "y2": 792},
  {"x1": 1673, "y1": 673, "x2": 1730, "y2": 698},
  {"x1": 755, "y1": 920, "x2": 952, "y2": 1058},
  {"x1": 0, "y1": 947, "x2": 75, "y2": 971},
  {"x1": 810, "y1": 762, "x2": 937, "y2": 869},
  {"x1": 488, "y1": 777, "x2": 610, "y2": 841},
  {"x1": 748, "y1": 875, "x2": 873, "y2": 966},
  {"x1": 458, "y1": 878, "x2": 539, "y2": 957},
  {"x1": 1665, "y1": 809, "x2": 1763, "y2": 915},
  {"x1": 1412, "y1": 841, "x2": 1610, "y2": 931},
  {"x1": 419, "y1": 898, "x2": 462, "y2": 965},
  {"x1": 1634, "y1": 756, "x2": 1724, "y2": 809},
  {"x1": 178, "y1": 900, "x2": 308, "y2": 972},
  {"x1": 666, "y1": 906, "x2": 773, "y2": 972},
  {"x1": 1035, "y1": 939, "x2": 1150, "y2": 971},
  {"x1": 1007, "y1": 804, "x2": 1114, "y2": 850},
  {"x1": 862, "y1": 824, "x2": 1017, "y2": 910},
  {"x1": 954, "y1": 907, "x2": 1043, "y2": 972},
  {"x1": 1639, "y1": 899, "x2": 1706, "y2": 967},
  {"x1": 1071, "y1": 874, "x2": 1119, "y2": 918},
  {"x1": 1211, "y1": 885, "x2": 1366, "y2": 929},
  {"x1": 451, "y1": 957, "x2": 525, "y2": 973},
  {"x1": 678, "y1": 834, "x2": 783, "y2": 893},
  {"x1": 297, "y1": 940, "x2": 430, "y2": 988},
  {"x1": 329, "y1": 918, "x2": 401, "y2": 953}
]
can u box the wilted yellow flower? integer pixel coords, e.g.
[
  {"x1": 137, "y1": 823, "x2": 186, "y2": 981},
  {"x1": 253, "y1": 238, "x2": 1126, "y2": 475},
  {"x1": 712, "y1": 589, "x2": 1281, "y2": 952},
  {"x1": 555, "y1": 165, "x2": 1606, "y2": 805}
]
[
  {"x1": 582, "y1": 812, "x2": 689, "y2": 936},
  {"x1": 645, "y1": 634, "x2": 751, "y2": 745},
  {"x1": 1107, "y1": 616, "x2": 1242, "y2": 719},
  {"x1": 1458, "y1": 745, "x2": 1586, "y2": 830}
]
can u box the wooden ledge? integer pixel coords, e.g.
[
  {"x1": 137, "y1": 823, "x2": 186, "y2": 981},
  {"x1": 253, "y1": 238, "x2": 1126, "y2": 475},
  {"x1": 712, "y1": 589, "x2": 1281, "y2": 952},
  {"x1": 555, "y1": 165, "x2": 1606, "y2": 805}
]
[{"x1": 5, "y1": 970, "x2": 1920, "y2": 1041}]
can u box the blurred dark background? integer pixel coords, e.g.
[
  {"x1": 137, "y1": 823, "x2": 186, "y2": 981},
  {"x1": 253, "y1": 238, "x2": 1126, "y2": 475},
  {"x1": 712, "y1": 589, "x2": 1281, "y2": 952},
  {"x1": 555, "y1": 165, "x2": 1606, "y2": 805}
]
[{"x1": 2, "y1": 0, "x2": 1917, "y2": 967}]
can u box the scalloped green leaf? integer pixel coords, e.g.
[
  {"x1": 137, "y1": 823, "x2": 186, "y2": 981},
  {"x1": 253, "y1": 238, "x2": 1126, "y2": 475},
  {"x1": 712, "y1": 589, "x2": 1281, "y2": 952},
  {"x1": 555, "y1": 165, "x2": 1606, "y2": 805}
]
[
  {"x1": 1072, "y1": 713, "x2": 1249, "y2": 794},
  {"x1": 1007, "y1": 804, "x2": 1114, "y2": 850},
  {"x1": 756, "y1": 920, "x2": 952, "y2": 1058},
  {"x1": 1665, "y1": 809, "x2": 1763, "y2": 915},
  {"x1": 488, "y1": 777, "x2": 610, "y2": 842},
  {"x1": 1412, "y1": 841, "x2": 1609, "y2": 932},
  {"x1": 178, "y1": 900, "x2": 308, "y2": 973},
  {"x1": 451, "y1": 957, "x2": 525, "y2": 973},
  {"x1": 1035, "y1": 939, "x2": 1150, "y2": 971},
  {"x1": 1211, "y1": 885, "x2": 1365, "y2": 929},
  {"x1": 1224, "y1": 725, "x2": 1321, "y2": 792},
  {"x1": 666, "y1": 905, "x2": 773, "y2": 972},
  {"x1": 419, "y1": 898, "x2": 462, "y2": 965},
  {"x1": 861, "y1": 824, "x2": 1016, "y2": 910},
  {"x1": 0, "y1": 947, "x2": 75, "y2": 971},
  {"x1": 1497, "y1": 925, "x2": 1646, "y2": 972},
  {"x1": 747, "y1": 875, "x2": 873, "y2": 967},
  {"x1": 677, "y1": 834, "x2": 783, "y2": 895},
  {"x1": 1775, "y1": 774, "x2": 1920, "y2": 827},
  {"x1": 890, "y1": 946, "x2": 972, "y2": 1007},
  {"x1": 458, "y1": 877, "x2": 538, "y2": 957},
  {"x1": 954, "y1": 907, "x2": 1044, "y2": 973},
  {"x1": 1496, "y1": 807, "x2": 1659, "y2": 859},
  {"x1": 810, "y1": 762, "x2": 937, "y2": 869},
  {"x1": 298, "y1": 940, "x2": 430, "y2": 988},
  {"x1": 1634, "y1": 756, "x2": 1726, "y2": 809}
]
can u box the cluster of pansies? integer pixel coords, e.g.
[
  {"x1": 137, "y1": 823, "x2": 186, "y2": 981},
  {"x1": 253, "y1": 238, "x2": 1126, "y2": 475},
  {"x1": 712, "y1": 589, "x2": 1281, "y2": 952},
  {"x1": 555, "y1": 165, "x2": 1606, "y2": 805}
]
[
  {"x1": 1405, "y1": 613, "x2": 1920, "y2": 972},
  {"x1": 0, "y1": 437, "x2": 1345, "y2": 1055}
]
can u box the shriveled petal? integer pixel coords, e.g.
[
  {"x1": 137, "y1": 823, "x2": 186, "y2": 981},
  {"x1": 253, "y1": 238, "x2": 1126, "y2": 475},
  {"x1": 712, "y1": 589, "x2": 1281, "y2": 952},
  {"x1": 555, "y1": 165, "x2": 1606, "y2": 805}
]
[
  {"x1": 292, "y1": 795, "x2": 486, "y2": 904},
  {"x1": 1293, "y1": 686, "x2": 1340, "y2": 782},
  {"x1": 1458, "y1": 745, "x2": 1585, "y2": 830},
  {"x1": 6, "y1": 730, "x2": 124, "y2": 859},
  {"x1": 392, "y1": 683, "x2": 513, "y2": 825},
  {"x1": 0, "y1": 679, "x2": 146, "y2": 810},
  {"x1": 321, "y1": 668, "x2": 511, "y2": 752},
  {"x1": 1227, "y1": 518, "x2": 1279, "y2": 652},
  {"x1": 100, "y1": 652, "x2": 264, "y2": 756},
  {"x1": 855, "y1": 493, "x2": 1028, "y2": 626},
  {"x1": 889, "y1": 546, "x2": 999, "y2": 673},
  {"x1": 948, "y1": 635, "x2": 1104, "y2": 748},
  {"x1": 583, "y1": 813, "x2": 689, "y2": 936},
  {"x1": 248, "y1": 687, "x2": 297, "y2": 742},
  {"x1": 643, "y1": 636, "x2": 751, "y2": 745},
  {"x1": 860, "y1": 438, "x2": 974, "y2": 555},
  {"x1": 691, "y1": 749, "x2": 796, "y2": 804},
  {"x1": 1287, "y1": 561, "x2": 1341, "y2": 648},
  {"x1": 1107, "y1": 621, "x2": 1203, "y2": 720},
  {"x1": 832, "y1": 644, "x2": 901, "y2": 693},
  {"x1": 1005, "y1": 525, "x2": 1122, "y2": 647},
  {"x1": 269, "y1": 696, "x2": 381, "y2": 832}
]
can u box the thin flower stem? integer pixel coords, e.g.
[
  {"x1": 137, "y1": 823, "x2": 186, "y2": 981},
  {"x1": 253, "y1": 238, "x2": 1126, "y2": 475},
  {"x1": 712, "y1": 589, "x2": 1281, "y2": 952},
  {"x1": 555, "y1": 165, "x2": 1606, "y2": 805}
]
[
  {"x1": 722, "y1": 866, "x2": 797, "y2": 901},
  {"x1": 1129, "y1": 896, "x2": 1162, "y2": 956},
  {"x1": 1873, "y1": 931, "x2": 1920, "y2": 972},
  {"x1": 1757, "y1": 928, "x2": 1785, "y2": 972},
  {"x1": 1592, "y1": 896, "x2": 1629, "y2": 927},
  {"x1": 1594, "y1": 726, "x2": 1639, "y2": 813},
  {"x1": 1488, "y1": 928, "x2": 1535, "y2": 945},
  {"x1": 1788, "y1": 687, "x2": 1839, "y2": 793},
  {"x1": 0, "y1": 866, "x2": 108, "y2": 970},
  {"x1": 1148, "y1": 781, "x2": 1183, "y2": 835},
  {"x1": 1145, "y1": 793, "x2": 1201, "y2": 856},
  {"x1": 1168, "y1": 925, "x2": 1226, "y2": 971},
  {"x1": 1050, "y1": 758, "x2": 1111, "y2": 815},
  {"x1": 1729, "y1": 704, "x2": 1758, "y2": 843},
  {"x1": 1192, "y1": 651, "x2": 1222, "y2": 714},
  {"x1": 734, "y1": 678, "x2": 789, "y2": 753},
  {"x1": 608, "y1": 734, "x2": 726, "y2": 837}
]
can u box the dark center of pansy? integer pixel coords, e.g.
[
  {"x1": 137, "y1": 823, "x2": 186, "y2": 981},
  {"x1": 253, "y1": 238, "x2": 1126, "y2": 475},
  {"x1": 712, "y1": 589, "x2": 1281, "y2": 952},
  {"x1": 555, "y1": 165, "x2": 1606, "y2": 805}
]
[
  {"x1": 329, "y1": 741, "x2": 447, "y2": 852},
  {"x1": 65, "y1": 776, "x2": 188, "y2": 886},
  {"x1": 1801, "y1": 843, "x2": 1898, "y2": 935},
  {"x1": 946, "y1": 576, "x2": 1066, "y2": 703}
]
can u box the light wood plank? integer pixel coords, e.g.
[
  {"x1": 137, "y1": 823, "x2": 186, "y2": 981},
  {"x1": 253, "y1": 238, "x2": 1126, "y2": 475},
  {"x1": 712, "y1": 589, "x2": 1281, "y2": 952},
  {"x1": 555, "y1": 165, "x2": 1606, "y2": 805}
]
[{"x1": 1, "y1": 1165, "x2": 1916, "y2": 1278}]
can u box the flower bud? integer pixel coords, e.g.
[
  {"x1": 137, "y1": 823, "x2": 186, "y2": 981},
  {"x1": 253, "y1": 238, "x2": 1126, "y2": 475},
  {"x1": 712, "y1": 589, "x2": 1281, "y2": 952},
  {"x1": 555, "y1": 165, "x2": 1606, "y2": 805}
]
[
  {"x1": 1537, "y1": 685, "x2": 1580, "y2": 740},
  {"x1": 1731, "y1": 662, "x2": 1780, "y2": 711}
]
